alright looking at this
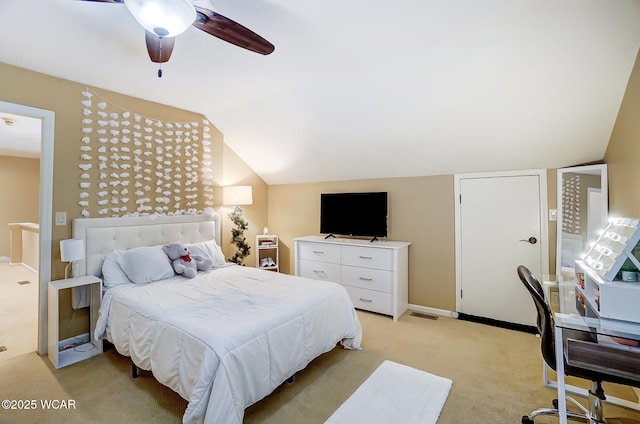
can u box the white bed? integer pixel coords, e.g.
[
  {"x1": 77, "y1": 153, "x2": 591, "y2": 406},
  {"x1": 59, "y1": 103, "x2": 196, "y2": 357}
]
[{"x1": 72, "y1": 212, "x2": 362, "y2": 424}]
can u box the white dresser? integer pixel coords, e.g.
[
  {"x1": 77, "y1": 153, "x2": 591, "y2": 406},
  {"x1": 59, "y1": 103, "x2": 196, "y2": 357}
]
[{"x1": 294, "y1": 236, "x2": 410, "y2": 321}]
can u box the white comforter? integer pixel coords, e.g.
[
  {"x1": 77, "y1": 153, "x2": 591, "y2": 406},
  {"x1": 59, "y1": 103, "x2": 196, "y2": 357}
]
[{"x1": 95, "y1": 265, "x2": 362, "y2": 424}]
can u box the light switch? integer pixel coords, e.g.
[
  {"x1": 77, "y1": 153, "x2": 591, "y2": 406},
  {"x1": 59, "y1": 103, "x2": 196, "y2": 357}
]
[
  {"x1": 55, "y1": 211, "x2": 67, "y2": 226},
  {"x1": 549, "y1": 209, "x2": 557, "y2": 222}
]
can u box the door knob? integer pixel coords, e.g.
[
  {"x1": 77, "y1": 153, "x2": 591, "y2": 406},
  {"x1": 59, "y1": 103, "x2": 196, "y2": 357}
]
[{"x1": 520, "y1": 237, "x2": 537, "y2": 244}]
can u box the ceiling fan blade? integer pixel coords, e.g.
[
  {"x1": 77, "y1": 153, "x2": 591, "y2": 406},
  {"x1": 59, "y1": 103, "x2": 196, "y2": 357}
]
[
  {"x1": 145, "y1": 31, "x2": 176, "y2": 63},
  {"x1": 75, "y1": 0, "x2": 124, "y2": 3},
  {"x1": 192, "y1": 6, "x2": 274, "y2": 55}
]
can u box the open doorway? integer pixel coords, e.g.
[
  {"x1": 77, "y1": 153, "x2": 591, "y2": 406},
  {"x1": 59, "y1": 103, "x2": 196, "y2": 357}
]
[
  {"x1": 0, "y1": 101, "x2": 54, "y2": 359},
  {"x1": 0, "y1": 112, "x2": 40, "y2": 363}
]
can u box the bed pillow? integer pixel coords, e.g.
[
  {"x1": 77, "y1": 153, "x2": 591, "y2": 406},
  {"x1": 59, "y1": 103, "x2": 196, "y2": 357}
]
[
  {"x1": 101, "y1": 250, "x2": 132, "y2": 289},
  {"x1": 115, "y1": 245, "x2": 175, "y2": 284},
  {"x1": 188, "y1": 239, "x2": 227, "y2": 269}
]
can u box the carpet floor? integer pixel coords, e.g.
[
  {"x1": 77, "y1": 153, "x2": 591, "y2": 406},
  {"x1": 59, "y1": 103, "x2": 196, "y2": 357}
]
[
  {"x1": 0, "y1": 261, "x2": 38, "y2": 364},
  {"x1": 1, "y1": 309, "x2": 640, "y2": 423}
]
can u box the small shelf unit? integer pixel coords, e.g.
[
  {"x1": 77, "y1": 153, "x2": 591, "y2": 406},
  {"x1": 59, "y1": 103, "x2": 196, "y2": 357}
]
[
  {"x1": 256, "y1": 234, "x2": 279, "y2": 272},
  {"x1": 48, "y1": 275, "x2": 103, "y2": 368}
]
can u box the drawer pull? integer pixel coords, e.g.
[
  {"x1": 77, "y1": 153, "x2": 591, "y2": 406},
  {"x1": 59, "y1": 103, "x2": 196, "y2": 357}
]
[
  {"x1": 312, "y1": 250, "x2": 325, "y2": 254},
  {"x1": 313, "y1": 270, "x2": 326, "y2": 275},
  {"x1": 359, "y1": 277, "x2": 373, "y2": 281},
  {"x1": 359, "y1": 298, "x2": 373, "y2": 303},
  {"x1": 359, "y1": 256, "x2": 373, "y2": 259}
]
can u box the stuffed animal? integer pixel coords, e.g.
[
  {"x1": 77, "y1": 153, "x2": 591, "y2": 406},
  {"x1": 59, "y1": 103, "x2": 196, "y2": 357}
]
[{"x1": 162, "y1": 242, "x2": 212, "y2": 279}]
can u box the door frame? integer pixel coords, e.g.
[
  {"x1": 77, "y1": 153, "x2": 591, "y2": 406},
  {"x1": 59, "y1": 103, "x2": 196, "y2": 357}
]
[
  {"x1": 454, "y1": 169, "x2": 549, "y2": 314},
  {"x1": 0, "y1": 101, "x2": 55, "y2": 355}
]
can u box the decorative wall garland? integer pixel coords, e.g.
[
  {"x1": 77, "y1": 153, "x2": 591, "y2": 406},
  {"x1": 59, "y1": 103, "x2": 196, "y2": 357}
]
[
  {"x1": 561, "y1": 174, "x2": 581, "y2": 234},
  {"x1": 79, "y1": 89, "x2": 214, "y2": 217}
]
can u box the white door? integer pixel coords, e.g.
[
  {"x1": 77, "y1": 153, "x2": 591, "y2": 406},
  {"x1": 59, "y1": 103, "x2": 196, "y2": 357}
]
[{"x1": 455, "y1": 170, "x2": 548, "y2": 327}]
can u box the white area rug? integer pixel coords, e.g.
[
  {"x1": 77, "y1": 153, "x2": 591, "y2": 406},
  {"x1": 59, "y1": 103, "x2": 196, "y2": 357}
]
[{"x1": 325, "y1": 360, "x2": 453, "y2": 424}]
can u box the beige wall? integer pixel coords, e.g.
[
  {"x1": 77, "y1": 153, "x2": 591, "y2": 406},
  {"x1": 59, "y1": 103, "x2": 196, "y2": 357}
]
[
  {"x1": 0, "y1": 61, "x2": 267, "y2": 338},
  {"x1": 266, "y1": 50, "x2": 640, "y2": 314},
  {"x1": 605, "y1": 49, "x2": 640, "y2": 217},
  {"x1": 0, "y1": 61, "x2": 232, "y2": 281},
  {"x1": 268, "y1": 175, "x2": 457, "y2": 311},
  {"x1": 269, "y1": 172, "x2": 561, "y2": 312},
  {"x1": 2, "y1": 43, "x2": 637, "y2": 329},
  {"x1": 0, "y1": 156, "x2": 39, "y2": 258},
  {"x1": 0, "y1": 61, "x2": 272, "y2": 273},
  {"x1": 219, "y1": 143, "x2": 268, "y2": 263}
]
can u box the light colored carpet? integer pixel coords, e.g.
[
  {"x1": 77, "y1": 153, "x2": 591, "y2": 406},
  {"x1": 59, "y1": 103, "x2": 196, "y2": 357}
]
[
  {"x1": 1, "y1": 309, "x2": 640, "y2": 423},
  {"x1": 324, "y1": 360, "x2": 452, "y2": 423},
  {"x1": 0, "y1": 261, "x2": 38, "y2": 363}
]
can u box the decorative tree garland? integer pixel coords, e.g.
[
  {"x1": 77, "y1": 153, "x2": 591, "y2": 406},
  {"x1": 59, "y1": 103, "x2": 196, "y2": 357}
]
[{"x1": 228, "y1": 205, "x2": 251, "y2": 265}]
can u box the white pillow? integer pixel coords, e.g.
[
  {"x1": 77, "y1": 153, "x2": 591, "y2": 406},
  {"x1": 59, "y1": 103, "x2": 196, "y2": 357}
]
[
  {"x1": 101, "y1": 251, "x2": 132, "y2": 289},
  {"x1": 188, "y1": 239, "x2": 226, "y2": 268},
  {"x1": 115, "y1": 245, "x2": 174, "y2": 284}
]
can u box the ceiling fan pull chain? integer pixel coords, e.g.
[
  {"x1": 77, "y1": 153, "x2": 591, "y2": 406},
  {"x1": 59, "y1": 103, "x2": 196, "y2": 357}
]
[{"x1": 157, "y1": 37, "x2": 164, "y2": 78}]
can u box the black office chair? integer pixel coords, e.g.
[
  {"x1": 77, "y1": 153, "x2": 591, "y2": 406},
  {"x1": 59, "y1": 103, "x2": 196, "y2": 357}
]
[{"x1": 517, "y1": 265, "x2": 640, "y2": 424}]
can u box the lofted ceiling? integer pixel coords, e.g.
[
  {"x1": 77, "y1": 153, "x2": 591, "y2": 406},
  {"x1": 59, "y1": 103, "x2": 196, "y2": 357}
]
[{"x1": 1, "y1": 0, "x2": 640, "y2": 184}]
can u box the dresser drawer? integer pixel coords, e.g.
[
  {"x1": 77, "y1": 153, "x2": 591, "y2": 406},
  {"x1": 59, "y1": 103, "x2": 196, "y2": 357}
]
[
  {"x1": 341, "y1": 246, "x2": 393, "y2": 270},
  {"x1": 341, "y1": 265, "x2": 393, "y2": 292},
  {"x1": 298, "y1": 241, "x2": 341, "y2": 263},
  {"x1": 345, "y1": 286, "x2": 392, "y2": 315},
  {"x1": 297, "y1": 259, "x2": 341, "y2": 282}
]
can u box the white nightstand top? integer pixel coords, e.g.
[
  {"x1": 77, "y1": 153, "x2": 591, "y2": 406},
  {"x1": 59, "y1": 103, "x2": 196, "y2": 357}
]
[{"x1": 49, "y1": 275, "x2": 101, "y2": 289}]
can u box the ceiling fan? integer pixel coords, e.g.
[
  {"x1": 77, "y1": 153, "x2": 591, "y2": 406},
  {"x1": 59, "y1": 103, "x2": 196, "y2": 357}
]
[{"x1": 78, "y1": 0, "x2": 275, "y2": 77}]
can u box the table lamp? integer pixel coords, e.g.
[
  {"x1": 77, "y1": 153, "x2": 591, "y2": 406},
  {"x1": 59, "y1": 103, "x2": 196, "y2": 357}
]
[{"x1": 60, "y1": 238, "x2": 85, "y2": 279}]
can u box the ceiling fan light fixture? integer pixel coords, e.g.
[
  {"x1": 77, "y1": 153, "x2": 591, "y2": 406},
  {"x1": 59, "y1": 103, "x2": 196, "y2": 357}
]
[{"x1": 124, "y1": 0, "x2": 196, "y2": 37}]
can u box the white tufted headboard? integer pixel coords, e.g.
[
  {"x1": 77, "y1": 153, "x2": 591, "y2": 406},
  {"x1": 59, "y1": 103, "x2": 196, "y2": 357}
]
[{"x1": 72, "y1": 212, "x2": 221, "y2": 278}]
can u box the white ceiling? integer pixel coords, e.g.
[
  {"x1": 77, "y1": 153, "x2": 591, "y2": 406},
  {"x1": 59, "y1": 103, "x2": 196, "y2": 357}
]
[
  {"x1": 0, "y1": 112, "x2": 41, "y2": 158},
  {"x1": 1, "y1": 0, "x2": 639, "y2": 184}
]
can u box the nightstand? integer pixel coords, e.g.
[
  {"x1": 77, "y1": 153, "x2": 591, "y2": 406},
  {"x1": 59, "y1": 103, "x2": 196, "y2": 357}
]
[
  {"x1": 256, "y1": 234, "x2": 279, "y2": 272},
  {"x1": 47, "y1": 275, "x2": 103, "y2": 368}
]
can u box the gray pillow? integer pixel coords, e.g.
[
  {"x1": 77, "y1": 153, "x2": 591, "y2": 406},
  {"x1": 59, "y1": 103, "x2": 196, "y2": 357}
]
[{"x1": 115, "y1": 245, "x2": 174, "y2": 284}]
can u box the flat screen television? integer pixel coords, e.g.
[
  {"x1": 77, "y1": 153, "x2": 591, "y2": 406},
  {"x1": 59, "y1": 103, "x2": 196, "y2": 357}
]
[{"x1": 320, "y1": 192, "x2": 388, "y2": 239}]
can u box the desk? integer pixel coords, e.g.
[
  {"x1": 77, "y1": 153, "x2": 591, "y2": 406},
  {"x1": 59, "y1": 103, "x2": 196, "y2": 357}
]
[{"x1": 553, "y1": 281, "x2": 640, "y2": 424}]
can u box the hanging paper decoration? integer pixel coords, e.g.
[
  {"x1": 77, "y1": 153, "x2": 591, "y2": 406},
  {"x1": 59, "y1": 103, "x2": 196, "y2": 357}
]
[
  {"x1": 79, "y1": 89, "x2": 215, "y2": 217},
  {"x1": 562, "y1": 175, "x2": 581, "y2": 234}
]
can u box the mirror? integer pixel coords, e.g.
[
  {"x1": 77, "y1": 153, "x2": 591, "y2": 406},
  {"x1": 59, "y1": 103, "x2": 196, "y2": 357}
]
[{"x1": 556, "y1": 164, "x2": 608, "y2": 282}]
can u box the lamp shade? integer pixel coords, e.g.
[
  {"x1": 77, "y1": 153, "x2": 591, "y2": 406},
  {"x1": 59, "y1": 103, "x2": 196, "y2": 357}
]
[
  {"x1": 124, "y1": 0, "x2": 196, "y2": 37},
  {"x1": 223, "y1": 185, "x2": 253, "y2": 206},
  {"x1": 60, "y1": 238, "x2": 85, "y2": 262}
]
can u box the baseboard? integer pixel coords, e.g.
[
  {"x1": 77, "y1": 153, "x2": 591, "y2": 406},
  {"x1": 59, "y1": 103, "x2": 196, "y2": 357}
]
[
  {"x1": 456, "y1": 312, "x2": 537, "y2": 334},
  {"x1": 406, "y1": 306, "x2": 538, "y2": 334},
  {"x1": 21, "y1": 263, "x2": 38, "y2": 273},
  {"x1": 408, "y1": 304, "x2": 455, "y2": 319},
  {"x1": 6, "y1": 261, "x2": 38, "y2": 273}
]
